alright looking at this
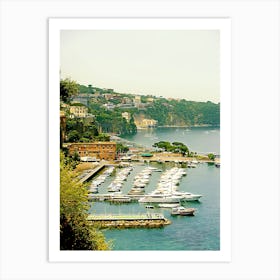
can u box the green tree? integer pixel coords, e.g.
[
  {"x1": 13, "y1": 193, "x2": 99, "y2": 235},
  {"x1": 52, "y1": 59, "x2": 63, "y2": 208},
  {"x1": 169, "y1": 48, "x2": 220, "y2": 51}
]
[
  {"x1": 208, "y1": 153, "x2": 215, "y2": 161},
  {"x1": 88, "y1": 84, "x2": 94, "y2": 94},
  {"x1": 60, "y1": 152, "x2": 112, "y2": 250},
  {"x1": 60, "y1": 78, "x2": 79, "y2": 103},
  {"x1": 67, "y1": 130, "x2": 80, "y2": 142},
  {"x1": 116, "y1": 143, "x2": 129, "y2": 153}
]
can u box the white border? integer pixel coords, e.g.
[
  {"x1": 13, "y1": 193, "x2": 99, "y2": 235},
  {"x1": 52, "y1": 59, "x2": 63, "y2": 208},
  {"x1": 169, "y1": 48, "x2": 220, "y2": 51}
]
[{"x1": 49, "y1": 18, "x2": 231, "y2": 262}]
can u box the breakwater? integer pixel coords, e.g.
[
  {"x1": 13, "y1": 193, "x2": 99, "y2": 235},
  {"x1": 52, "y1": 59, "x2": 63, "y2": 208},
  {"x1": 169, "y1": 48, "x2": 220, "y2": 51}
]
[{"x1": 87, "y1": 213, "x2": 171, "y2": 229}]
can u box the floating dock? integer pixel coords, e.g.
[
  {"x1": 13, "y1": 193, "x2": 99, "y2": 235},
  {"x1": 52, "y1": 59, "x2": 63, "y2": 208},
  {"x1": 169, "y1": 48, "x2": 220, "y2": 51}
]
[{"x1": 87, "y1": 213, "x2": 171, "y2": 228}]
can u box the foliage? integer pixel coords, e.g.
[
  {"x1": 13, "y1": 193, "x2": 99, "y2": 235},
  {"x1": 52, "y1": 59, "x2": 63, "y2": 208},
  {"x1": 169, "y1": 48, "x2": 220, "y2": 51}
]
[
  {"x1": 207, "y1": 153, "x2": 215, "y2": 161},
  {"x1": 89, "y1": 103, "x2": 137, "y2": 136},
  {"x1": 60, "y1": 78, "x2": 79, "y2": 103},
  {"x1": 153, "y1": 141, "x2": 190, "y2": 156},
  {"x1": 116, "y1": 143, "x2": 129, "y2": 153},
  {"x1": 60, "y1": 152, "x2": 112, "y2": 250},
  {"x1": 94, "y1": 133, "x2": 110, "y2": 142},
  {"x1": 145, "y1": 99, "x2": 220, "y2": 126},
  {"x1": 66, "y1": 117, "x2": 99, "y2": 143}
]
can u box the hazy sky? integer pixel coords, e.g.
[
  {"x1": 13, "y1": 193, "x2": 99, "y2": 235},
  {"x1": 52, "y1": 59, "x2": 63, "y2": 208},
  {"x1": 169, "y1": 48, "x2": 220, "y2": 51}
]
[{"x1": 60, "y1": 30, "x2": 220, "y2": 103}]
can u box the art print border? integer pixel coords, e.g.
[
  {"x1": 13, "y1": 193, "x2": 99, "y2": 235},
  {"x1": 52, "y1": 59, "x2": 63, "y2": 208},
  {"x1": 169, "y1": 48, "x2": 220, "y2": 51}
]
[{"x1": 49, "y1": 18, "x2": 231, "y2": 262}]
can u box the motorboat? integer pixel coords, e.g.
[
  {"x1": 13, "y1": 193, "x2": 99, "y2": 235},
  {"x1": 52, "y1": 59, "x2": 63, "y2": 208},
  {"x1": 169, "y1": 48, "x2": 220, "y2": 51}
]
[
  {"x1": 139, "y1": 194, "x2": 182, "y2": 203},
  {"x1": 171, "y1": 206, "x2": 196, "y2": 216},
  {"x1": 158, "y1": 203, "x2": 180, "y2": 208},
  {"x1": 172, "y1": 191, "x2": 202, "y2": 201},
  {"x1": 108, "y1": 195, "x2": 131, "y2": 203}
]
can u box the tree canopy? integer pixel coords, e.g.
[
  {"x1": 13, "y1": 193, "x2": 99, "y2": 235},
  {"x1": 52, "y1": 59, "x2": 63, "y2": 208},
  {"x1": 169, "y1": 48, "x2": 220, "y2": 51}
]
[
  {"x1": 60, "y1": 152, "x2": 112, "y2": 250},
  {"x1": 153, "y1": 141, "x2": 190, "y2": 156},
  {"x1": 60, "y1": 78, "x2": 79, "y2": 103}
]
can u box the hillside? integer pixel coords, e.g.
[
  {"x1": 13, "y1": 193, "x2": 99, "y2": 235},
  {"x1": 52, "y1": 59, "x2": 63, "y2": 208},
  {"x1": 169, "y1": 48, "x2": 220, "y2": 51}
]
[{"x1": 78, "y1": 84, "x2": 220, "y2": 128}]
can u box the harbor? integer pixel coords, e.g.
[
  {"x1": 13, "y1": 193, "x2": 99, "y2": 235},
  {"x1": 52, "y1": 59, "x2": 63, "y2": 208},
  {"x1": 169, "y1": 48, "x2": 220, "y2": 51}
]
[{"x1": 78, "y1": 126, "x2": 220, "y2": 250}]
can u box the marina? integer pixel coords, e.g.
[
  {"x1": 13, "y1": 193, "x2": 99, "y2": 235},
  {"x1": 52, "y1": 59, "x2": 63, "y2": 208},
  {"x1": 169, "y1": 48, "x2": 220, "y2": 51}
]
[
  {"x1": 84, "y1": 126, "x2": 220, "y2": 250},
  {"x1": 87, "y1": 160, "x2": 220, "y2": 250}
]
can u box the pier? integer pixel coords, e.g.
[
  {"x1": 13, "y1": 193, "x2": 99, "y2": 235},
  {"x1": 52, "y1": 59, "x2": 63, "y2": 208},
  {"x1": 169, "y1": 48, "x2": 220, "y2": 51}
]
[
  {"x1": 87, "y1": 213, "x2": 171, "y2": 228},
  {"x1": 88, "y1": 193, "x2": 143, "y2": 202},
  {"x1": 80, "y1": 163, "x2": 106, "y2": 183}
]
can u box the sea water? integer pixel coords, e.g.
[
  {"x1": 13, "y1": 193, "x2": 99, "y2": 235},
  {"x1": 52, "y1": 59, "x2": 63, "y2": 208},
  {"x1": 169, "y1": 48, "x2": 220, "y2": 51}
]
[{"x1": 122, "y1": 126, "x2": 220, "y2": 154}]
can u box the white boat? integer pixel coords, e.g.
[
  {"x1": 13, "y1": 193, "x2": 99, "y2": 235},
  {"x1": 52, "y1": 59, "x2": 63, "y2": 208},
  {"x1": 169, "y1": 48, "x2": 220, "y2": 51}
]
[
  {"x1": 158, "y1": 203, "x2": 180, "y2": 208},
  {"x1": 139, "y1": 194, "x2": 182, "y2": 203},
  {"x1": 171, "y1": 191, "x2": 202, "y2": 201},
  {"x1": 171, "y1": 206, "x2": 196, "y2": 216},
  {"x1": 108, "y1": 195, "x2": 131, "y2": 203}
]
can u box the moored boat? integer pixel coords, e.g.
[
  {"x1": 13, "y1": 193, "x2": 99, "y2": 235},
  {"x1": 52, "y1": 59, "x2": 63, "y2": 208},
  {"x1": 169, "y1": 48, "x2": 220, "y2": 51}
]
[
  {"x1": 171, "y1": 206, "x2": 196, "y2": 216},
  {"x1": 158, "y1": 203, "x2": 180, "y2": 208}
]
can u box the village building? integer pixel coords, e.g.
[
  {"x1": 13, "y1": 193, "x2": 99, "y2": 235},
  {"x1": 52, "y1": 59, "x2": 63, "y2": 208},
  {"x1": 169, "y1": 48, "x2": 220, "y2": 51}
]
[
  {"x1": 69, "y1": 104, "x2": 88, "y2": 118},
  {"x1": 121, "y1": 112, "x2": 131, "y2": 121},
  {"x1": 134, "y1": 118, "x2": 158, "y2": 128},
  {"x1": 67, "y1": 142, "x2": 117, "y2": 161}
]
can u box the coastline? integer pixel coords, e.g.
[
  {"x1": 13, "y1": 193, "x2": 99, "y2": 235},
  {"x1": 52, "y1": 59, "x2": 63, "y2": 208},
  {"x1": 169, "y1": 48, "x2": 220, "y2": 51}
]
[{"x1": 157, "y1": 124, "x2": 220, "y2": 128}]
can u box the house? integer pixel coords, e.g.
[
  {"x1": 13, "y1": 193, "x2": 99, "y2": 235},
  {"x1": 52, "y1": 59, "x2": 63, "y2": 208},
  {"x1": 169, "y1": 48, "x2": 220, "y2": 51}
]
[
  {"x1": 103, "y1": 103, "x2": 115, "y2": 110},
  {"x1": 121, "y1": 112, "x2": 131, "y2": 121},
  {"x1": 69, "y1": 104, "x2": 88, "y2": 118}
]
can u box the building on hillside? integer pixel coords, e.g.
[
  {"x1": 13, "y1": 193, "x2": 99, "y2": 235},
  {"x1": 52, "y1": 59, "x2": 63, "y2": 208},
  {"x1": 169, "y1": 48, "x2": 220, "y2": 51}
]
[
  {"x1": 117, "y1": 103, "x2": 135, "y2": 109},
  {"x1": 72, "y1": 93, "x2": 92, "y2": 106},
  {"x1": 135, "y1": 118, "x2": 158, "y2": 128},
  {"x1": 69, "y1": 104, "x2": 88, "y2": 118},
  {"x1": 134, "y1": 95, "x2": 141, "y2": 107},
  {"x1": 103, "y1": 103, "x2": 115, "y2": 110},
  {"x1": 147, "y1": 97, "x2": 154, "y2": 103},
  {"x1": 121, "y1": 112, "x2": 131, "y2": 121},
  {"x1": 67, "y1": 142, "x2": 117, "y2": 161},
  {"x1": 142, "y1": 118, "x2": 158, "y2": 127},
  {"x1": 60, "y1": 102, "x2": 70, "y2": 110},
  {"x1": 121, "y1": 97, "x2": 132, "y2": 104}
]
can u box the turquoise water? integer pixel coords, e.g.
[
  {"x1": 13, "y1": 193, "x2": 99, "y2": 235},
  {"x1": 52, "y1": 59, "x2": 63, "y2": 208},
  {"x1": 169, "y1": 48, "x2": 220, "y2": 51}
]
[
  {"x1": 122, "y1": 126, "x2": 220, "y2": 154},
  {"x1": 89, "y1": 127, "x2": 220, "y2": 250},
  {"x1": 89, "y1": 162, "x2": 220, "y2": 251}
]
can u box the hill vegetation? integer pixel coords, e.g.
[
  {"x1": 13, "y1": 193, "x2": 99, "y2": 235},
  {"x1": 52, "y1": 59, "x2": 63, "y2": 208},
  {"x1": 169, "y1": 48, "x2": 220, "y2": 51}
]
[{"x1": 76, "y1": 82, "x2": 220, "y2": 127}]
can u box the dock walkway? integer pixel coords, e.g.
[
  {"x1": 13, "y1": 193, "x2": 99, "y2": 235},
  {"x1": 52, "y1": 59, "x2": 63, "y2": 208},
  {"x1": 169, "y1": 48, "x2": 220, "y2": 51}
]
[
  {"x1": 87, "y1": 213, "x2": 165, "y2": 221},
  {"x1": 80, "y1": 163, "x2": 106, "y2": 183},
  {"x1": 87, "y1": 213, "x2": 171, "y2": 228}
]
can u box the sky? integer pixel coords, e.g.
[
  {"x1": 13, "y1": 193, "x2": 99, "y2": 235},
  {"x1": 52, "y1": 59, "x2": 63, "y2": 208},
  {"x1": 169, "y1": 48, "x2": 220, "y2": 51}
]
[{"x1": 60, "y1": 30, "x2": 220, "y2": 103}]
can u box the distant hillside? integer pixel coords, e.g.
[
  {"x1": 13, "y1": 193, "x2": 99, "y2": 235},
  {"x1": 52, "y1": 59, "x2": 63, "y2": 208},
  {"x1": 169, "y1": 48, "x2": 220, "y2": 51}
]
[
  {"x1": 144, "y1": 98, "x2": 220, "y2": 126},
  {"x1": 77, "y1": 84, "x2": 220, "y2": 127}
]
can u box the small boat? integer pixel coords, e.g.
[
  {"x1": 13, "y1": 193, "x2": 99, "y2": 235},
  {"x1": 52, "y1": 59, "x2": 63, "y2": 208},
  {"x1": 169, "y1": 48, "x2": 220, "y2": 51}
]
[
  {"x1": 158, "y1": 203, "x2": 180, "y2": 208},
  {"x1": 171, "y1": 206, "x2": 196, "y2": 216},
  {"x1": 145, "y1": 205, "x2": 154, "y2": 209}
]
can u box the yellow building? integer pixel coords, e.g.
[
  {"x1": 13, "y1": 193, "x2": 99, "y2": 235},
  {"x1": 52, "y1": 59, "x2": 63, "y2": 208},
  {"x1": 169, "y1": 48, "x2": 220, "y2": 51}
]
[
  {"x1": 69, "y1": 104, "x2": 88, "y2": 118},
  {"x1": 142, "y1": 119, "x2": 158, "y2": 127},
  {"x1": 121, "y1": 112, "x2": 131, "y2": 121}
]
